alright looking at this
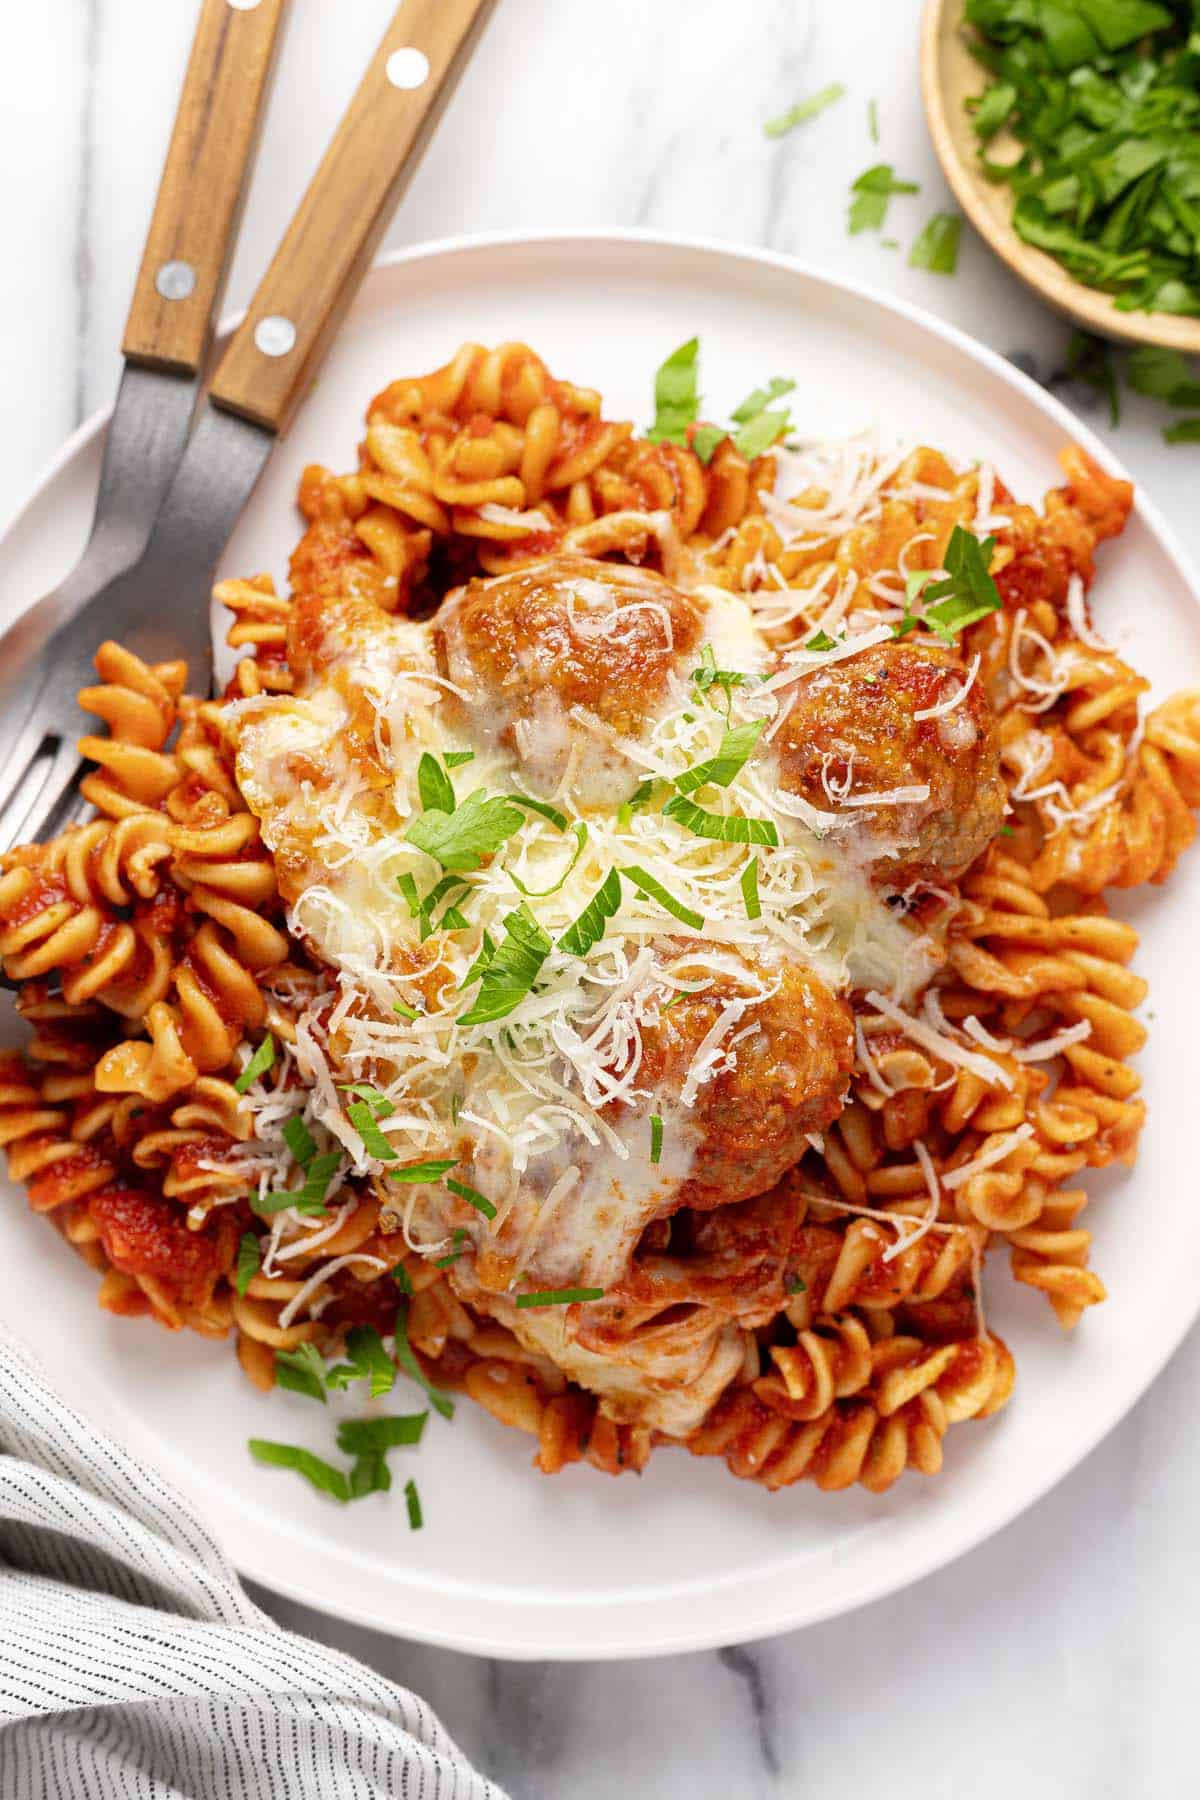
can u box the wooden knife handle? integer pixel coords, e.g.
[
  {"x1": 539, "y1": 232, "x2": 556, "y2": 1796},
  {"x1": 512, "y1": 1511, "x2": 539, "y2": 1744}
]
[
  {"x1": 207, "y1": 0, "x2": 498, "y2": 435},
  {"x1": 122, "y1": 0, "x2": 289, "y2": 375}
]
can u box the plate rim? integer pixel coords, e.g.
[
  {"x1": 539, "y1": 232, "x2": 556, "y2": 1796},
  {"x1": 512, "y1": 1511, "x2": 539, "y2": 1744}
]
[{"x1": 3, "y1": 227, "x2": 1198, "y2": 1660}]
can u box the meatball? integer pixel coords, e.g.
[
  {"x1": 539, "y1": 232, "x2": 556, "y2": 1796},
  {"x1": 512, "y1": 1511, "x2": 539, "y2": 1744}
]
[
  {"x1": 433, "y1": 555, "x2": 704, "y2": 802},
  {"x1": 775, "y1": 639, "x2": 1005, "y2": 884},
  {"x1": 639, "y1": 956, "x2": 854, "y2": 1216}
]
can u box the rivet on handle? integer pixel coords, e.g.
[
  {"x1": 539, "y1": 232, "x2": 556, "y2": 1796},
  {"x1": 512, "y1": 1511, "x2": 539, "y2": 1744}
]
[
  {"x1": 155, "y1": 260, "x2": 197, "y2": 301},
  {"x1": 254, "y1": 315, "x2": 297, "y2": 358},
  {"x1": 386, "y1": 48, "x2": 431, "y2": 89}
]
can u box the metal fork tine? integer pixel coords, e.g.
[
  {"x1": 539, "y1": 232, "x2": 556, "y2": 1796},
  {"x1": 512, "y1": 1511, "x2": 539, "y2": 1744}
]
[{"x1": 0, "y1": 732, "x2": 87, "y2": 859}]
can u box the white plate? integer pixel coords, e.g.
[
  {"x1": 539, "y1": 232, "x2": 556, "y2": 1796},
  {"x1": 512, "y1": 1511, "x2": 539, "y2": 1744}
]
[{"x1": 3, "y1": 232, "x2": 1199, "y2": 1661}]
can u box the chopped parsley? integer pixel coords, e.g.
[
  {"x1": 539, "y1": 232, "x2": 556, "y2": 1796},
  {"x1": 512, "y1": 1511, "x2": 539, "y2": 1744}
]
[
  {"x1": 691, "y1": 644, "x2": 752, "y2": 712},
  {"x1": 282, "y1": 1114, "x2": 318, "y2": 1169},
  {"x1": 417, "y1": 752, "x2": 456, "y2": 815},
  {"x1": 235, "y1": 1033, "x2": 275, "y2": 1094},
  {"x1": 325, "y1": 1326, "x2": 397, "y2": 1398},
  {"x1": 868, "y1": 96, "x2": 880, "y2": 143},
  {"x1": 963, "y1": 0, "x2": 1200, "y2": 317},
  {"x1": 650, "y1": 1115, "x2": 664, "y2": 1165},
  {"x1": 786, "y1": 1275, "x2": 807, "y2": 1296},
  {"x1": 392, "y1": 1264, "x2": 414, "y2": 1296},
  {"x1": 920, "y1": 526, "x2": 1002, "y2": 641},
  {"x1": 274, "y1": 1343, "x2": 328, "y2": 1404},
  {"x1": 249, "y1": 1439, "x2": 350, "y2": 1503},
  {"x1": 1064, "y1": 330, "x2": 1120, "y2": 427},
  {"x1": 908, "y1": 212, "x2": 962, "y2": 275},
  {"x1": 392, "y1": 998, "x2": 422, "y2": 1021},
  {"x1": 459, "y1": 902, "x2": 551, "y2": 1025},
  {"x1": 336, "y1": 1413, "x2": 427, "y2": 1455},
  {"x1": 558, "y1": 868, "x2": 623, "y2": 957},
  {"x1": 515, "y1": 1287, "x2": 606, "y2": 1308},
  {"x1": 435, "y1": 1228, "x2": 468, "y2": 1269},
  {"x1": 252, "y1": 1149, "x2": 341, "y2": 1219},
  {"x1": 647, "y1": 336, "x2": 701, "y2": 445},
  {"x1": 443, "y1": 750, "x2": 475, "y2": 769},
  {"x1": 404, "y1": 1477, "x2": 423, "y2": 1531},
  {"x1": 674, "y1": 719, "x2": 764, "y2": 795},
  {"x1": 406, "y1": 786, "x2": 525, "y2": 873},
  {"x1": 1128, "y1": 346, "x2": 1200, "y2": 407},
  {"x1": 848, "y1": 163, "x2": 919, "y2": 235},
  {"x1": 346, "y1": 1101, "x2": 398, "y2": 1161},
  {"x1": 620, "y1": 864, "x2": 706, "y2": 930},
  {"x1": 691, "y1": 423, "x2": 728, "y2": 463},
  {"x1": 389, "y1": 1158, "x2": 458, "y2": 1184},
  {"x1": 445, "y1": 1176, "x2": 497, "y2": 1220},
  {"x1": 805, "y1": 629, "x2": 839, "y2": 652},
  {"x1": 763, "y1": 81, "x2": 845, "y2": 139},
  {"x1": 234, "y1": 1232, "x2": 260, "y2": 1297},
  {"x1": 1164, "y1": 417, "x2": 1200, "y2": 443},
  {"x1": 509, "y1": 820, "x2": 588, "y2": 898},
  {"x1": 661, "y1": 795, "x2": 780, "y2": 848},
  {"x1": 730, "y1": 376, "x2": 794, "y2": 459},
  {"x1": 740, "y1": 856, "x2": 761, "y2": 920},
  {"x1": 395, "y1": 1301, "x2": 455, "y2": 1419}
]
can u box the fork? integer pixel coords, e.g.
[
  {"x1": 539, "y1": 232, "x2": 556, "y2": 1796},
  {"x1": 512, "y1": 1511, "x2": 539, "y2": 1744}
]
[
  {"x1": 0, "y1": 0, "x2": 497, "y2": 858},
  {"x1": 0, "y1": 0, "x2": 289, "y2": 850}
]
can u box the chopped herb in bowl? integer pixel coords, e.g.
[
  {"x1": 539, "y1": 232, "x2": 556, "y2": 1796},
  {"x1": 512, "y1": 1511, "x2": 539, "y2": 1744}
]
[{"x1": 962, "y1": 0, "x2": 1200, "y2": 319}]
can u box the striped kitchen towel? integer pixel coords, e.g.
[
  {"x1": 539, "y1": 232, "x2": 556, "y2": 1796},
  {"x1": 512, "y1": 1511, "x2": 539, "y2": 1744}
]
[{"x1": 0, "y1": 1328, "x2": 506, "y2": 1799}]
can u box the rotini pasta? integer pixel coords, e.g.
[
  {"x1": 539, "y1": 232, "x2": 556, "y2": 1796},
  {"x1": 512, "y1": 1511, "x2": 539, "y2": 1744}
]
[{"x1": 3, "y1": 342, "x2": 1196, "y2": 1505}]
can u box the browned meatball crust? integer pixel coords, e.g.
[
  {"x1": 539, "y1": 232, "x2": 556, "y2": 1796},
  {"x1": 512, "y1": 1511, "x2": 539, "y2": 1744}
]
[
  {"x1": 775, "y1": 639, "x2": 1005, "y2": 885},
  {"x1": 637, "y1": 958, "x2": 854, "y2": 1216}
]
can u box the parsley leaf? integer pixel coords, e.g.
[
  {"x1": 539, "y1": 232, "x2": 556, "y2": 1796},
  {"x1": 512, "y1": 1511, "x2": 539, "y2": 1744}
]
[
  {"x1": 740, "y1": 856, "x2": 762, "y2": 920},
  {"x1": 234, "y1": 1232, "x2": 260, "y2": 1297},
  {"x1": 445, "y1": 1176, "x2": 497, "y2": 1220},
  {"x1": 336, "y1": 1413, "x2": 427, "y2": 1455},
  {"x1": 435, "y1": 1227, "x2": 468, "y2": 1269},
  {"x1": 346, "y1": 1100, "x2": 398, "y2": 1161},
  {"x1": 405, "y1": 1477, "x2": 423, "y2": 1530},
  {"x1": 620, "y1": 864, "x2": 706, "y2": 930},
  {"x1": 235, "y1": 1033, "x2": 275, "y2": 1095},
  {"x1": 674, "y1": 720, "x2": 765, "y2": 795},
  {"x1": 1164, "y1": 418, "x2": 1200, "y2": 443},
  {"x1": 691, "y1": 424, "x2": 728, "y2": 463},
  {"x1": 763, "y1": 82, "x2": 845, "y2": 139},
  {"x1": 647, "y1": 337, "x2": 701, "y2": 445},
  {"x1": 282, "y1": 1114, "x2": 317, "y2": 1169},
  {"x1": 406, "y1": 787, "x2": 524, "y2": 872},
  {"x1": 515, "y1": 1287, "x2": 606, "y2": 1308},
  {"x1": 417, "y1": 752, "x2": 456, "y2": 815},
  {"x1": 459, "y1": 903, "x2": 551, "y2": 1025},
  {"x1": 661, "y1": 795, "x2": 780, "y2": 848},
  {"x1": 558, "y1": 868, "x2": 623, "y2": 957},
  {"x1": 1128, "y1": 346, "x2": 1200, "y2": 407},
  {"x1": 443, "y1": 750, "x2": 475, "y2": 768},
  {"x1": 395, "y1": 1301, "x2": 455, "y2": 1420},
  {"x1": 274, "y1": 1343, "x2": 328, "y2": 1404},
  {"x1": 325, "y1": 1325, "x2": 397, "y2": 1398},
  {"x1": 249, "y1": 1439, "x2": 349, "y2": 1503},
  {"x1": 388, "y1": 1158, "x2": 458, "y2": 1184},
  {"x1": 509, "y1": 820, "x2": 588, "y2": 898},
  {"x1": 921, "y1": 526, "x2": 1002, "y2": 641},
  {"x1": 252, "y1": 1150, "x2": 341, "y2": 1219},
  {"x1": 908, "y1": 212, "x2": 962, "y2": 274},
  {"x1": 848, "y1": 163, "x2": 919, "y2": 234},
  {"x1": 1064, "y1": 330, "x2": 1120, "y2": 427},
  {"x1": 650, "y1": 1114, "x2": 664, "y2": 1165}
]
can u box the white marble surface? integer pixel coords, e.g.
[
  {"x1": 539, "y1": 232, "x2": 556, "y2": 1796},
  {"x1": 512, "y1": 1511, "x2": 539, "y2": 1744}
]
[{"x1": 4, "y1": 2, "x2": 1199, "y2": 1795}]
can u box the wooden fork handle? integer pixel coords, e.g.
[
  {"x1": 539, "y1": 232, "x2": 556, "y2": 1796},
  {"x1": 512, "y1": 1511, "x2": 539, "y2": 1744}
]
[
  {"x1": 207, "y1": 0, "x2": 499, "y2": 435},
  {"x1": 122, "y1": 0, "x2": 289, "y2": 376}
]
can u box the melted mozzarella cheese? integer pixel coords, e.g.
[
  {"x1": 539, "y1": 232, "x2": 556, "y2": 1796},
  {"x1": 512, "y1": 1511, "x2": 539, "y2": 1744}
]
[{"x1": 228, "y1": 560, "x2": 941, "y2": 1345}]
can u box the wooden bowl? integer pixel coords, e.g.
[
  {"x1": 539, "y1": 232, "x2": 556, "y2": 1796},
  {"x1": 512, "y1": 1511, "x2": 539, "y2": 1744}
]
[{"x1": 920, "y1": 0, "x2": 1200, "y2": 354}]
